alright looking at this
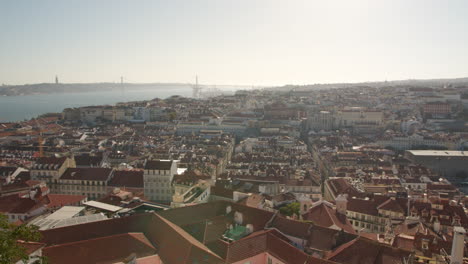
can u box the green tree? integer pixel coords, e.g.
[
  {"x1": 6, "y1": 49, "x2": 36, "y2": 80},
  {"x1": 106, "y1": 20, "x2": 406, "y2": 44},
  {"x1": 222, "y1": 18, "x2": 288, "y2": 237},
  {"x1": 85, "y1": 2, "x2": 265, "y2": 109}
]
[
  {"x1": 0, "y1": 214, "x2": 46, "y2": 264},
  {"x1": 279, "y1": 202, "x2": 301, "y2": 217},
  {"x1": 167, "y1": 111, "x2": 177, "y2": 121}
]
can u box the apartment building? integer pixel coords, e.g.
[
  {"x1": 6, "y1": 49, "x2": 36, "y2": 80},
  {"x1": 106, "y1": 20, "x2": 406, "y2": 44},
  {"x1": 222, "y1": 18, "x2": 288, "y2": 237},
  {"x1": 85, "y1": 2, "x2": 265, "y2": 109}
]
[
  {"x1": 143, "y1": 159, "x2": 178, "y2": 202},
  {"x1": 30, "y1": 156, "x2": 76, "y2": 193},
  {"x1": 57, "y1": 168, "x2": 113, "y2": 200}
]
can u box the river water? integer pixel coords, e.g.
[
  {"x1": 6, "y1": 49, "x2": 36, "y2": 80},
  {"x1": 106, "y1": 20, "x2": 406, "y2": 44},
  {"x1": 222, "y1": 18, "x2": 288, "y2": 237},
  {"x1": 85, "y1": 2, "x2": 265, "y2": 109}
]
[{"x1": 0, "y1": 86, "x2": 236, "y2": 122}]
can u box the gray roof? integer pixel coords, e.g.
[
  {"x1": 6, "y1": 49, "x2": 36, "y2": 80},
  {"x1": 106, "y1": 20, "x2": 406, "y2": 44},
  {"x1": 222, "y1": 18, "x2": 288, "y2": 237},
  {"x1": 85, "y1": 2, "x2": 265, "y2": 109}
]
[{"x1": 144, "y1": 160, "x2": 173, "y2": 170}]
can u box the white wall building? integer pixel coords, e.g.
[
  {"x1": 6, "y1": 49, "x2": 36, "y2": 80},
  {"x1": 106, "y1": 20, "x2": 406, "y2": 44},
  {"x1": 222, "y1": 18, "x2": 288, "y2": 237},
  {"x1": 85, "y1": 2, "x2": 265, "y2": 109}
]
[{"x1": 143, "y1": 160, "x2": 178, "y2": 202}]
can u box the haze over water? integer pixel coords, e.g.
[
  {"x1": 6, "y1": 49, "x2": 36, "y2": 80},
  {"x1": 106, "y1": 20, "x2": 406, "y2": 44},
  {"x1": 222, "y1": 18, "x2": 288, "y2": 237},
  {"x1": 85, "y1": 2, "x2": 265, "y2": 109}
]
[{"x1": 0, "y1": 87, "x2": 194, "y2": 122}]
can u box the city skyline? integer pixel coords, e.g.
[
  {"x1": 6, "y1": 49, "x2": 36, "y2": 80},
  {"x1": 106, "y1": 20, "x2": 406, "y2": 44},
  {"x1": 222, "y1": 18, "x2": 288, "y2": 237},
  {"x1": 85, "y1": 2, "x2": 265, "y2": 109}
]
[{"x1": 1, "y1": 2, "x2": 468, "y2": 263}]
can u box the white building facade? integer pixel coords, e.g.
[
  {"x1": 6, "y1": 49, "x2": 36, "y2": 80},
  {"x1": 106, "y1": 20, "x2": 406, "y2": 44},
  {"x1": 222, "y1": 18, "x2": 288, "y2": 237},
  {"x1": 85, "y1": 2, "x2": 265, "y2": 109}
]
[{"x1": 143, "y1": 160, "x2": 178, "y2": 202}]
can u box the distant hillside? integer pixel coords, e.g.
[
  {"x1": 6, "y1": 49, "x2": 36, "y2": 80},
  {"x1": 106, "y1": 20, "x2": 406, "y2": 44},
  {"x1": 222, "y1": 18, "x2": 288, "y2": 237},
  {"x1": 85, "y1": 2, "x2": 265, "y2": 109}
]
[
  {"x1": 3, "y1": 77, "x2": 468, "y2": 96},
  {"x1": 0, "y1": 83, "x2": 191, "y2": 96},
  {"x1": 270, "y1": 77, "x2": 468, "y2": 91}
]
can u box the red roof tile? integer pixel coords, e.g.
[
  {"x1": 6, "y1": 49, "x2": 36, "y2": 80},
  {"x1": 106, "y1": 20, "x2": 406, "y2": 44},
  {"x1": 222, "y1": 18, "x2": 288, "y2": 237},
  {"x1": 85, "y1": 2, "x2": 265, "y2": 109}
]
[
  {"x1": 0, "y1": 194, "x2": 44, "y2": 214},
  {"x1": 377, "y1": 198, "x2": 405, "y2": 213},
  {"x1": 327, "y1": 236, "x2": 412, "y2": 264},
  {"x1": 303, "y1": 202, "x2": 356, "y2": 234},
  {"x1": 108, "y1": 170, "x2": 144, "y2": 188},
  {"x1": 44, "y1": 194, "x2": 87, "y2": 209},
  {"x1": 43, "y1": 232, "x2": 156, "y2": 264},
  {"x1": 144, "y1": 160, "x2": 173, "y2": 170},
  {"x1": 225, "y1": 229, "x2": 336, "y2": 264},
  {"x1": 60, "y1": 168, "x2": 112, "y2": 181},
  {"x1": 40, "y1": 213, "x2": 224, "y2": 264}
]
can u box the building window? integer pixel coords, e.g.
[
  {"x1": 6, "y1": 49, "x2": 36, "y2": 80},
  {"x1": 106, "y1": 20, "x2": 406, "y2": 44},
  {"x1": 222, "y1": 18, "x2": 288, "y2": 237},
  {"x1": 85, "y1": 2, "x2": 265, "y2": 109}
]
[{"x1": 422, "y1": 241, "x2": 428, "y2": 250}]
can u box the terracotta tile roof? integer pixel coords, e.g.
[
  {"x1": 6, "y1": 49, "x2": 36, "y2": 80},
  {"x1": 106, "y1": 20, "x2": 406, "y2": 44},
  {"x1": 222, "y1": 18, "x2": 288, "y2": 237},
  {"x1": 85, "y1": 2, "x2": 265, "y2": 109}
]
[
  {"x1": 413, "y1": 232, "x2": 454, "y2": 258},
  {"x1": 157, "y1": 201, "x2": 227, "y2": 226},
  {"x1": 148, "y1": 214, "x2": 224, "y2": 264},
  {"x1": 392, "y1": 235, "x2": 415, "y2": 251},
  {"x1": 144, "y1": 160, "x2": 173, "y2": 170},
  {"x1": 265, "y1": 230, "x2": 310, "y2": 264},
  {"x1": 161, "y1": 200, "x2": 358, "y2": 255},
  {"x1": 17, "y1": 241, "x2": 45, "y2": 255},
  {"x1": 347, "y1": 198, "x2": 379, "y2": 216},
  {"x1": 187, "y1": 215, "x2": 231, "y2": 245},
  {"x1": 224, "y1": 229, "x2": 268, "y2": 263},
  {"x1": 269, "y1": 215, "x2": 311, "y2": 239},
  {"x1": 157, "y1": 201, "x2": 273, "y2": 233},
  {"x1": 307, "y1": 226, "x2": 356, "y2": 251},
  {"x1": 303, "y1": 202, "x2": 356, "y2": 234},
  {"x1": 181, "y1": 221, "x2": 207, "y2": 242},
  {"x1": 0, "y1": 194, "x2": 44, "y2": 214},
  {"x1": 327, "y1": 178, "x2": 363, "y2": 198},
  {"x1": 377, "y1": 198, "x2": 406, "y2": 213},
  {"x1": 74, "y1": 154, "x2": 103, "y2": 167},
  {"x1": 0, "y1": 181, "x2": 30, "y2": 193},
  {"x1": 410, "y1": 201, "x2": 468, "y2": 228},
  {"x1": 327, "y1": 236, "x2": 412, "y2": 264},
  {"x1": 40, "y1": 213, "x2": 224, "y2": 264},
  {"x1": 393, "y1": 219, "x2": 429, "y2": 237},
  {"x1": 44, "y1": 194, "x2": 87, "y2": 209},
  {"x1": 359, "y1": 232, "x2": 381, "y2": 241},
  {"x1": 40, "y1": 200, "x2": 415, "y2": 264},
  {"x1": 60, "y1": 168, "x2": 112, "y2": 181},
  {"x1": 13, "y1": 241, "x2": 46, "y2": 263},
  {"x1": 211, "y1": 185, "x2": 234, "y2": 199},
  {"x1": 108, "y1": 170, "x2": 144, "y2": 188},
  {"x1": 427, "y1": 183, "x2": 457, "y2": 191},
  {"x1": 225, "y1": 229, "x2": 336, "y2": 264},
  {"x1": 42, "y1": 232, "x2": 156, "y2": 264}
]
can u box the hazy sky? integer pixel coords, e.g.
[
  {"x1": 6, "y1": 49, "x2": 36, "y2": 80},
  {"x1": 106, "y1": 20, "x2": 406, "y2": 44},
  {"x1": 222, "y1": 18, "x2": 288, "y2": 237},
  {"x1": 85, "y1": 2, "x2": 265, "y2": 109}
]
[{"x1": 1, "y1": 0, "x2": 468, "y2": 86}]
